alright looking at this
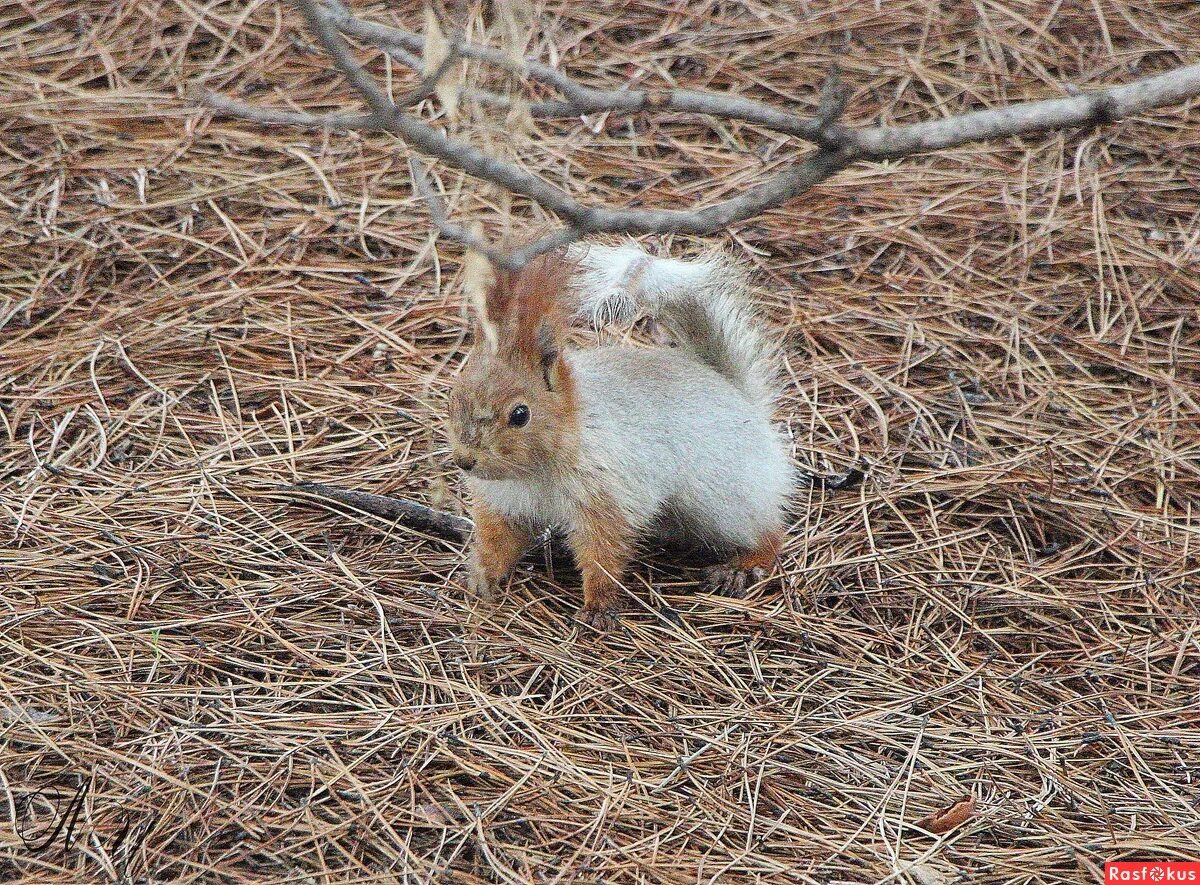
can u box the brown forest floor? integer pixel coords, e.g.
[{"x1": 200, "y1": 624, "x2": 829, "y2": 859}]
[{"x1": 3, "y1": 1, "x2": 1200, "y2": 882}]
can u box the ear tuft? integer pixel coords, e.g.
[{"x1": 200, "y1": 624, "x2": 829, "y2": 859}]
[
  {"x1": 463, "y1": 228, "x2": 499, "y2": 351},
  {"x1": 512, "y1": 253, "x2": 572, "y2": 380},
  {"x1": 485, "y1": 250, "x2": 576, "y2": 373}
]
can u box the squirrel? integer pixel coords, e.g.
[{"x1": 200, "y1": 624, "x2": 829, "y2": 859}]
[{"x1": 446, "y1": 242, "x2": 795, "y2": 631}]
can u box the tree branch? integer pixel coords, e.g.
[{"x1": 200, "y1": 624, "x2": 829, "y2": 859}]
[
  {"x1": 199, "y1": 0, "x2": 1200, "y2": 268},
  {"x1": 292, "y1": 0, "x2": 397, "y2": 117},
  {"x1": 850, "y1": 64, "x2": 1200, "y2": 158},
  {"x1": 201, "y1": 90, "x2": 377, "y2": 129},
  {"x1": 285, "y1": 482, "x2": 558, "y2": 558}
]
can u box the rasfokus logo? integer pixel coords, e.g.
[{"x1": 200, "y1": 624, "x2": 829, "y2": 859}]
[{"x1": 1106, "y1": 863, "x2": 1200, "y2": 882}]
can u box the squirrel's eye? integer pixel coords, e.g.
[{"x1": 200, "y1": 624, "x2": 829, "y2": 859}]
[{"x1": 508, "y1": 404, "x2": 530, "y2": 427}]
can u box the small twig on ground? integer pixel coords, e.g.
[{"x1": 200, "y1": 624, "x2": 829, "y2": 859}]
[{"x1": 286, "y1": 481, "x2": 473, "y2": 540}]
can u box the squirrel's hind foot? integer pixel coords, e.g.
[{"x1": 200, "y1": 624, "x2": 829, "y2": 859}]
[
  {"x1": 703, "y1": 531, "x2": 783, "y2": 597},
  {"x1": 576, "y1": 604, "x2": 620, "y2": 633},
  {"x1": 701, "y1": 564, "x2": 767, "y2": 598}
]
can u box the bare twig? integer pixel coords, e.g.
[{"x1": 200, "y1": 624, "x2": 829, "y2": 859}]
[
  {"x1": 271, "y1": 0, "x2": 592, "y2": 265},
  {"x1": 287, "y1": 481, "x2": 473, "y2": 540},
  {"x1": 318, "y1": 1, "x2": 1200, "y2": 151},
  {"x1": 201, "y1": 90, "x2": 376, "y2": 129},
  {"x1": 292, "y1": 0, "x2": 397, "y2": 117},
  {"x1": 285, "y1": 482, "x2": 564, "y2": 558},
  {"x1": 200, "y1": 0, "x2": 1200, "y2": 268},
  {"x1": 407, "y1": 157, "x2": 490, "y2": 254},
  {"x1": 812, "y1": 63, "x2": 849, "y2": 147},
  {"x1": 853, "y1": 65, "x2": 1200, "y2": 157}
]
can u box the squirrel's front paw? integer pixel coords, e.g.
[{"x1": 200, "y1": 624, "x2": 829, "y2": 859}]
[
  {"x1": 467, "y1": 561, "x2": 500, "y2": 603},
  {"x1": 576, "y1": 604, "x2": 619, "y2": 633},
  {"x1": 701, "y1": 564, "x2": 765, "y2": 599}
]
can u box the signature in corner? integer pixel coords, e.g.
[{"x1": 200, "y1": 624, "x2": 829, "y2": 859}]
[{"x1": 15, "y1": 780, "x2": 155, "y2": 857}]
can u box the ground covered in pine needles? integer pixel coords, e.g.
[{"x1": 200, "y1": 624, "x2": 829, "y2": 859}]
[{"x1": 3, "y1": 1, "x2": 1199, "y2": 882}]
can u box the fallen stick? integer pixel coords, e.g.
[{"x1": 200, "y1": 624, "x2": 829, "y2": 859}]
[{"x1": 286, "y1": 481, "x2": 473, "y2": 540}]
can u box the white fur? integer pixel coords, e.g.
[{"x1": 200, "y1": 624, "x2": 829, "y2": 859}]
[
  {"x1": 569, "y1": 243, "x2": 778, "y2": 409},
  {"x1": 470, "y1": 245, "x2": 794, "y2": 554}
]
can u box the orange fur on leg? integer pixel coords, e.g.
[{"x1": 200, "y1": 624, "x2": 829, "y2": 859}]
[
  {"x1": 569, "y1": 500, "x2": 635, "y2": 631},
  {"x1": 468, "y1": 504, "x2": 533, "y2": 601},
  {"x1": 735, "y1": 529, "x2": 783, "y2": 572}
]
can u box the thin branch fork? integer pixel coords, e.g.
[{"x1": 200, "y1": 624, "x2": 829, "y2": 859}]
[{"x1": 202, "y1": 0, "x2": 1200, "y2": 268}]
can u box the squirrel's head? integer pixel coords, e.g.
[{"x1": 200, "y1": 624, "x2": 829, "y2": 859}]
[{"x1": 447, "y1": 252, "x2": 578, "y2": 481}]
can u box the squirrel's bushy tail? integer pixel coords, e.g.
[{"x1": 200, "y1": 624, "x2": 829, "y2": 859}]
[{"x1": 569, "y1": 243, "x2": 777, "y2": 409}]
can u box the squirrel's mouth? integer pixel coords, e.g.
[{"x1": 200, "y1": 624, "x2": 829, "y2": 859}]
[
  {"x1": 469, "y1": 458, "x2": 550, "y2": 482},
  {"x1": 461, "y1": 463, "x2": 506, "y2": 482}
]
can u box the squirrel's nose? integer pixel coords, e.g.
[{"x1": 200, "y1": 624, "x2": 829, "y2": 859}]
[{"x1": 454, "y1": 453, "x2": 477, "y2": 472}]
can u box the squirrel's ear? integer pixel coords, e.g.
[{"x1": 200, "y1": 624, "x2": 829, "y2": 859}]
[
  {"x1": 501, "y1": 252, "x2": 573, "y2": 385},
  {"x1": 472, "y1": 293, "x2": 500, "y2": 353},
  {"x1": 465, "y1": 248, "x2": 502, "y2": 352}
]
